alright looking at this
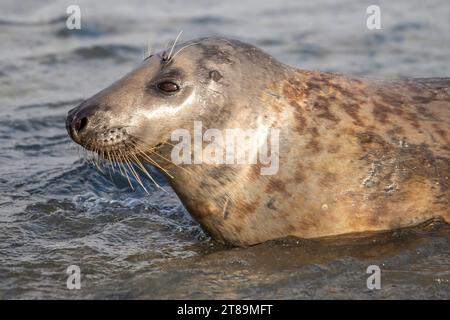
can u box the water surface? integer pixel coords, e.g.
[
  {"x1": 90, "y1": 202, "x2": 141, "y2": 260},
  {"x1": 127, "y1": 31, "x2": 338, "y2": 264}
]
[{"x1": 0, "y1": 0, "x2": 449, "y2": 299}]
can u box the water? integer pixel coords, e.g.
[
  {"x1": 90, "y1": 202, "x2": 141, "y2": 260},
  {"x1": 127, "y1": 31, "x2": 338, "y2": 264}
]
[{"x1": 0, "y1": 0, "x2": 449, "y2": 299}]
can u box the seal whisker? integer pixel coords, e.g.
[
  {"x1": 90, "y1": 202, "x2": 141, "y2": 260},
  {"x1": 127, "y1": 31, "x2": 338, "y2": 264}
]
[
  {"x1": 113, "y1": 151, "x2": 127, "y2": 178},
  {"x1": 86, "y1": 143, "x2": 96, "y2": 167},
  {"x1": 147, "y1": 39, "x2": 153, "y2": 58},
  {"x1": 140, "y1": 144, "x2": 190, "y2": 173},
  {"x1": 129, "y1": 137, "x2": 182, "y2": 176},
  {"x1": 170, "y1": 41, "x2": 201, "y2": 61},
  {"x1": 106, "y1": 152, "x2": 116, "y2": 174},
  {"x1": 82, "y1": 144, "x2": 89, "y2": 163},
  {"x1": 159, "y1": 142, "x2": 193, "y2": 173},
  {"x1": 103, "y1": 151, "x2": 114, "y2": 181},
  {"x1": 129, "y1": 151, "x2": 165, "y2": 190},
  {"x1": 161, "y1": 38, "x2": 173, "y2": 62},
  {"x1": 117, "y1": 150, "x2": 135, "y2": 190},
  {"x1": 123, "y1": 157, "x2": 149, "y2": 194},
  {"x1": 167, "y1": 30, "x2": 183, "y2": 61},
  {"x1": 93, "y1": 148, "x2": 101, "y2": 169},
  {"x1": 88, "y1": 143, "x2": 96, "y2": 162},
  {"x1": 115, "y1": 151, "x2": 127, "y2": 178},
  {"x1": 161, "y1": 141, "x2": 177, "y2": 148},
  {"x1": 110, "y1": 151, "x2": 119, "y2": 172},
  {"x1": 135, "y1": 146, "x2": 174, "y2": 179},
  {"x1": 124, "y1": 154, "x2": 150, "y2": 194},
  {"x1": 93, "y1": 147, "x2": 104, "y2": 173}
]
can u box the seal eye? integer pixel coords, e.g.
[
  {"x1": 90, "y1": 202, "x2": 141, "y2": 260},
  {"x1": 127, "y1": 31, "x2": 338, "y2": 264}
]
[{"x1": 157, "y1": 81, "x2": 179, "y2": 93}]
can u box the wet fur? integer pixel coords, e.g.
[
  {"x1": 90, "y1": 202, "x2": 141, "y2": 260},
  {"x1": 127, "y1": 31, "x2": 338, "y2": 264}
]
[{"x1": 68, "y1": 37, "x2": 450, "y2": 245}]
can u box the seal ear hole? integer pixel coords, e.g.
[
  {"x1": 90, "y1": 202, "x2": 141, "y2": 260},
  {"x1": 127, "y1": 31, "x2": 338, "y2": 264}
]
[
  {"x1": 157, "y1": 81, "x2": 180, "y2": 94},
  {"x1": 209, "y1": 70, "x2": 223, "y2": 82}
]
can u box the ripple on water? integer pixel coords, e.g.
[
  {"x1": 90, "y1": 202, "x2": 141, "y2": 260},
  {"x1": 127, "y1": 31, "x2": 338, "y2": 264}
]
[{"x1": 1, "y1": 0, "x2": 449, "y2": 300}]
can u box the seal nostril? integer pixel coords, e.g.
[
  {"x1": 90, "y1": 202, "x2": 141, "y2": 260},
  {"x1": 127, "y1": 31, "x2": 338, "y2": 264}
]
[{"x1": 74, "y1": 117, "x2": 88, "y2": 133}]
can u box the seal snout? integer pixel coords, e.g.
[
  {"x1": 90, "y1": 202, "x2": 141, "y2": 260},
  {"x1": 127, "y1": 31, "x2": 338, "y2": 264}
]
[
  {"x1": 73, "y1": 116, "x2": 88, "y2": 134},
  {"x1": 66, "y1": 103, "x2": 131, "y2": 153},
  {"x1": 66, "y1": 105, "x2": 93, "y2": 145}
]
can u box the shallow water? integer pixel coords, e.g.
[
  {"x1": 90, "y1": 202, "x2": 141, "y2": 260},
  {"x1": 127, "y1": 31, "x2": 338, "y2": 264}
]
[{"x1": 0, "y1": 0, "x2": 449, "y2": 299}]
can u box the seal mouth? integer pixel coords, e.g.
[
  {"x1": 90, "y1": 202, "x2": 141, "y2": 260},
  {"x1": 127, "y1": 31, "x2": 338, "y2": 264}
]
[
  {"x1": 80, "y1": 131, "x2": 137, "y2": 154},
  {"x1": 66, "y1": 119, "x2": 166, "y2": 166},
  {"x1": 83, "y1": 133, "x2": 164, "y2": 155},
  {"x1": 70, "y1": 127, "x2": 172, "y2": 192}
]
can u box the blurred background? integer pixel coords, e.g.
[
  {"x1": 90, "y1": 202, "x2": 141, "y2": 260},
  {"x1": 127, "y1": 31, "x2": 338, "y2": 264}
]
[{"x1": 0, "y1": 0, "x2": 449, "y2": 299}]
